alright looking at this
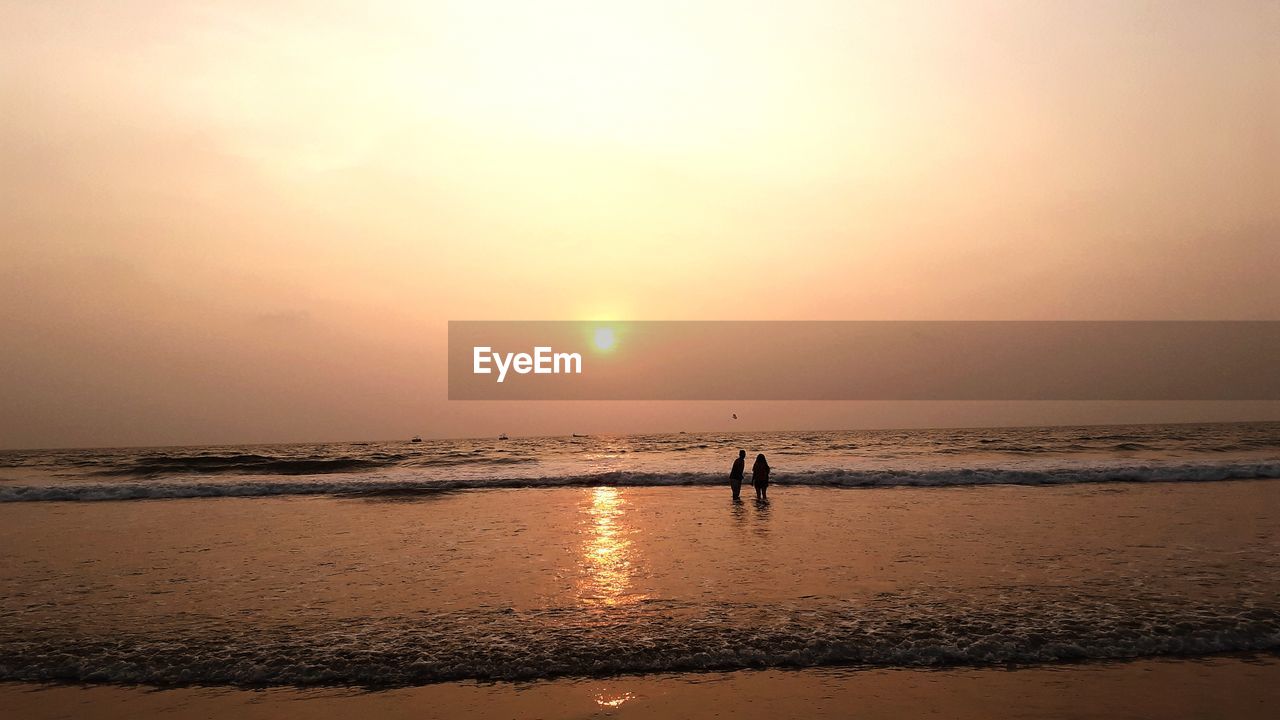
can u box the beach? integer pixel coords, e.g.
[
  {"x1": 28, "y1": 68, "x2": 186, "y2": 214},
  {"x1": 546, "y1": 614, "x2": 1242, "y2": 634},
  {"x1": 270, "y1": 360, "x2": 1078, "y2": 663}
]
[
  {"x1": 6, "y1": 657, "x2": 1279, "y2": 720},
  {"x1": 8, "y1": 0, "x2": 1278, "y2": 714},
  {"x1": 2, "y1": 426, "x2": 1278, "y2": 717}
]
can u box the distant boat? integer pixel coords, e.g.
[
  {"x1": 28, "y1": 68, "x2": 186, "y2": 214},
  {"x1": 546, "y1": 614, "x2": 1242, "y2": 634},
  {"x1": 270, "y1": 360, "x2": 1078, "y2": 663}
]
[
  {"x1": 572, "y1": 433, "x2": 588, "y2": 438},
  {"x1": 498, "y1": 433, "x2": 509, "y2": 440},
  {"x1": 409, "y1": 436, "x2": 422, "y2": 443}
]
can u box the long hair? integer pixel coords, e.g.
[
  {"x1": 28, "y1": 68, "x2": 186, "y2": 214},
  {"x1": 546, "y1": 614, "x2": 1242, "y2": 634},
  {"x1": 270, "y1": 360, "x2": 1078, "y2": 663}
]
[{"x1": 752, "y1": 454, "x2": 769, "y2": 473}]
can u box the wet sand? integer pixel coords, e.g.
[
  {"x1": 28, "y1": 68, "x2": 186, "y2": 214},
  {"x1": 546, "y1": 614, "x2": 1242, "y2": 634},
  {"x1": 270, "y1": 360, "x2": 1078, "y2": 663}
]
[{"x1": 4, "y1": 656, "x2": 1279, "y2": 720}]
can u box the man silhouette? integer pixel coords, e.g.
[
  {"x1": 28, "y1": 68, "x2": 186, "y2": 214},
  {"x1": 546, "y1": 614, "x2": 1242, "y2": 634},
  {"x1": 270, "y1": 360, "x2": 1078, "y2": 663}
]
[{"x1": 729, "y1": 450, "x2": 746, "y2": 500}]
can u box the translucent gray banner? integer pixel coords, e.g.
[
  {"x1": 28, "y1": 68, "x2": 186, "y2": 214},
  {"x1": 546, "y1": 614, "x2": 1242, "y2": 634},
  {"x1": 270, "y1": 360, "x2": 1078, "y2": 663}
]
[{"x1": 448, "y1": 321, "x2": 1279, "y2": 400}]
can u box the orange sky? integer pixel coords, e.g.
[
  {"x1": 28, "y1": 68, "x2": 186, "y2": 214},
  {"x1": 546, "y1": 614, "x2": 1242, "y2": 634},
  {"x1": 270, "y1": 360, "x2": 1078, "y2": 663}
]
[{"x1": 2, "y1": 1, "x2": 1277, "y2": 448}]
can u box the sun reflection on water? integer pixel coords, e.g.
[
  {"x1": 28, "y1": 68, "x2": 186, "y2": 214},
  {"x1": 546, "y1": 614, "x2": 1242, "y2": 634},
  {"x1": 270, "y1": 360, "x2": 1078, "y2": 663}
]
[
  {"x1": 594, "y1": 690, "x2": 636, "y2": 708},
  {"x1": 579, "y1": 487, "x2": 645, "y2": 606}
]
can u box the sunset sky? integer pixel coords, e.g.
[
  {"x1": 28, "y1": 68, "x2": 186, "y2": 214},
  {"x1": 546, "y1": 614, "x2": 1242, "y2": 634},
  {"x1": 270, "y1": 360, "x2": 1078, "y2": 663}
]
[{"x1": 2, "y1": 1, "x2": 1277, "y2": 448}]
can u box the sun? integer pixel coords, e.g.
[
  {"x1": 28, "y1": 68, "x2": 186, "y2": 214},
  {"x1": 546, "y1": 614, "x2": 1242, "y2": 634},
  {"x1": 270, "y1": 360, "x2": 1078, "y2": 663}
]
[{"x1": 593, "y1": 327, "x2": 617, "y2": 352}]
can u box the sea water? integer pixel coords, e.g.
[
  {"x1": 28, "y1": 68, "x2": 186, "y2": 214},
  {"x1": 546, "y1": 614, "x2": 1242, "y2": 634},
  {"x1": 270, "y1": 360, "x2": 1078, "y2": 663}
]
[{"x1": 0, "y1": 422, "x2": 1277, "y2": 687}]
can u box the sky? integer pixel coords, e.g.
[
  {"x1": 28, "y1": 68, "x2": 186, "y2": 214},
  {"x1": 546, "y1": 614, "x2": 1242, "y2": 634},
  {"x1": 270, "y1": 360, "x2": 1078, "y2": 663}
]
[{"x1": 2, "y1": 0, "x2": 1277, "y2": 448}]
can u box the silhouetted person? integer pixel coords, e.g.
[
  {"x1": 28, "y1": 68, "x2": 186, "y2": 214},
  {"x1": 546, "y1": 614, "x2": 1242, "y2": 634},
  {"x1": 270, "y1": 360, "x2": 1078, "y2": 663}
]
[
  {"x1": 752, "y1": 453, "x2": 770, "y2": 500},
  {"x1": 729, "y1": 450, "x2": 746, "y2": 500}
]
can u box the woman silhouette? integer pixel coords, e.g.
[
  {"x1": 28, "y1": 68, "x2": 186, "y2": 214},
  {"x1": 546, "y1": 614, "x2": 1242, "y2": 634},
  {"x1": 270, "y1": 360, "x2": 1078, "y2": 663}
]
[{"x1": 751, "y1": 453, "x2": 770, "y2": 500}]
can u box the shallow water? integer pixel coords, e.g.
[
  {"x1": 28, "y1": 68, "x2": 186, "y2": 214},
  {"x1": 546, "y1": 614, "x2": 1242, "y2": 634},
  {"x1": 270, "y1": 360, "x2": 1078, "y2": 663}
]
[{"x1": 2, "y1": 481, "x2": 1278, "y2": 686}]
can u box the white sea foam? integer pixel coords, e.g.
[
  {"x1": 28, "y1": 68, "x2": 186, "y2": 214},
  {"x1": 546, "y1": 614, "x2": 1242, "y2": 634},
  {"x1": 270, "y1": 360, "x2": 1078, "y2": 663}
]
[{"x1": 2, "y1": 595, "x2": 1276, "y2": 686}]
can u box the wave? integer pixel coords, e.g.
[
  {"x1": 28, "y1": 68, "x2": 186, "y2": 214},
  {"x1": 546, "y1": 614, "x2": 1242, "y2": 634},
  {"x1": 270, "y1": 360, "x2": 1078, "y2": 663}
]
[
  {"x1": 2, "y1": 461, "x2": 1278, "y2": 502},
  {"x1": 91, "y1": 453, "x2": 401, "y2": 477},
  {"x1": 1, "y1": 595, "x2": 1276, "y2": 687},
  {"x1": 405, "y1": 456, "x2": 538, "y2": 468},
  {"x1": 77, "y1": 451, "x2": 541, "y2": 477}
]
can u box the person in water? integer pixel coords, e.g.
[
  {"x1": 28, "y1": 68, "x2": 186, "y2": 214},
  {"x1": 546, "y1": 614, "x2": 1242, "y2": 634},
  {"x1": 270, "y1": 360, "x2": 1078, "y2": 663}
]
[
  {"x1": 729, "y1": 450, "x2": 746, "y2": 500},
  {"x1": 752, "y1": 453, "x2": 770, "y2": 500}
]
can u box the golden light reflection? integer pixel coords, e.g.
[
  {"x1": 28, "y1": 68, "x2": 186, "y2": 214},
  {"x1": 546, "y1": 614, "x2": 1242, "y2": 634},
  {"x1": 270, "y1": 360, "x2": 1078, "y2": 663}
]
[
  {"x1": 594, "y1": 691, "x2": 637, "y2": 709},
  {"x1": 579, "y1": 487, "x2": 645, "y2": 606}
]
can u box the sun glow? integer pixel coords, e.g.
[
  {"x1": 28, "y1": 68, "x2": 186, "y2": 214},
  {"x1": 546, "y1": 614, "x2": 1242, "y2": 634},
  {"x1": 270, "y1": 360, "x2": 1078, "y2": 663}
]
[
  {"x1": 6, "y1": 1, "x2": 1273, "y2": 448},
  {"x1": 593, "y1": 327, "x2": 617, "y2": 352},
  {"x1": 426, "y1": 1, "x2": 771, "y2": 150}
]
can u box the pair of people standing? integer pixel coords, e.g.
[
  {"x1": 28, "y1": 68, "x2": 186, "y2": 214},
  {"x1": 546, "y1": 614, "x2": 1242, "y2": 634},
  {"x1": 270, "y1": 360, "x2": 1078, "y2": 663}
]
[{"x1": 729, "y1": 450, "x2": 770, "y2": 500}]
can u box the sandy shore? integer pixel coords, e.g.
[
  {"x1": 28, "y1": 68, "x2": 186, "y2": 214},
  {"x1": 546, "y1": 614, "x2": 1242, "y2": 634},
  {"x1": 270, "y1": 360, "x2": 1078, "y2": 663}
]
[{"x1": 5, "y1": 656, "x2": 1278, "y2": 719}]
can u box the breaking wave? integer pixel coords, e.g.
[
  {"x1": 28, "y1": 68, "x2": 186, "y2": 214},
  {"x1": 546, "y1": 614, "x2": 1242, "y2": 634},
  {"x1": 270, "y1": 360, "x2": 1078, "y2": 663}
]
[
  {"x1": 1, "y1": 594, "x2": 1276, "y2": 687},
  {"x1": 2, "y1": 462, "x2": 1278, "y2": 502},
  {"x1": 90, "y1": 453, "x2": 398, "y2": 476}
]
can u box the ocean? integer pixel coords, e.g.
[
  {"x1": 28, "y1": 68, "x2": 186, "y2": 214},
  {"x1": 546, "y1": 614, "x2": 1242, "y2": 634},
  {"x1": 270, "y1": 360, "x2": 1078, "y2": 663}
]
[
  {"x1": 1, "y1": 422, "x2": 1278, "y2": 688},
  {"x1": 3, "y1": 422, "x2": 1278, "y2": 501}
]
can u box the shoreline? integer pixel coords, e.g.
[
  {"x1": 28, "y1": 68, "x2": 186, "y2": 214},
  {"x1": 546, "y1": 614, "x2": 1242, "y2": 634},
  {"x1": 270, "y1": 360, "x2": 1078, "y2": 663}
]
[{"x1": 6, "y1": 656, "x2": 1278, "y2": 720}]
